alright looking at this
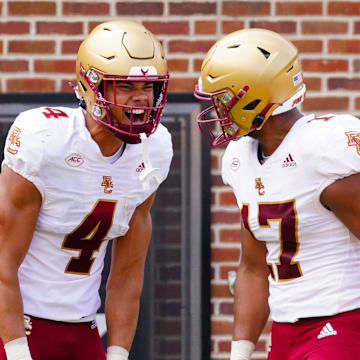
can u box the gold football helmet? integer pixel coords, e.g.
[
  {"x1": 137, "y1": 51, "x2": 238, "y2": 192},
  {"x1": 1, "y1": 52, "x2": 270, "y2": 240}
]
[
  {"x1": 75, "y1": 20, "x2": 169, "y2": 143},
  {"x1": 194, "y1": 28, "x2": 306, "y2": 147}
]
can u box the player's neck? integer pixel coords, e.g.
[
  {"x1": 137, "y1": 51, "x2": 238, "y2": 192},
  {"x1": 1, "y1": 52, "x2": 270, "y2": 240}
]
[
  {"x1": 252, "y1": 108, "x2": 303, "y2": 157},
  {"x1": 84, "y1": 111, "x2": 124, "y2": 156}
]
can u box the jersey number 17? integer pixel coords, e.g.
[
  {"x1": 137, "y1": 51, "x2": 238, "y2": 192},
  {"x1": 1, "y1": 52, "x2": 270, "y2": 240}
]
[{"x1": 242, "y1": 200, "x2": 303, "y2": 282}]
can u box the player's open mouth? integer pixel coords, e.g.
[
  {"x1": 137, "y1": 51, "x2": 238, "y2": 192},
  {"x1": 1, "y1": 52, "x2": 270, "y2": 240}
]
[{"x1": 125, "y1": 109, "x2": 147, "y2": 123}]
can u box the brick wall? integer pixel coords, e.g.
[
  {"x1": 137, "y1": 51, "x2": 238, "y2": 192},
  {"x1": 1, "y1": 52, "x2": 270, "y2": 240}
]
[{"x1": 1, "y1": 1, "x2": 360, "y2": 359}]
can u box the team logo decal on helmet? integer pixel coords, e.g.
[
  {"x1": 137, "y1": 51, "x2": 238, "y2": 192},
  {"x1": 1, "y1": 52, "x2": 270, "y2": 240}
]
[
  {"x1": 75, "y1": 21, "x2": 169, "y2": 144},
  {"x1": 194, "y1": 28, "x2": 306, "y2": 147}
]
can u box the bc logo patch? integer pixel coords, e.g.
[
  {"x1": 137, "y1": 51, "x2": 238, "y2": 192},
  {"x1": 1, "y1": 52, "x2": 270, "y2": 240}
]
[
  {"x1": 345, "y1": 131, "x2": 360, "y2": 155},
  {"x1": 102, "y1": 176, "x2": 114, "y2": 194},
  {"x1": 7, "y1": 126, "x2": 21, "y2": 155},
  {"x1": 255, "y1": 177, "x2": 265, "y2": 196}
]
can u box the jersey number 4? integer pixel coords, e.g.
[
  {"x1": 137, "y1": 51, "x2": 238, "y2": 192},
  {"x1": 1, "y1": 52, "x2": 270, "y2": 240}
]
[
  {"x1": 62, "y1": 200, "x2": 117, "y2": 275},
  {"x1": 42, "y1": 107, "x2": 69, "y2": 119},
  {"x1": 242, "y1": 200, "x2": 303, "y2": 282}
]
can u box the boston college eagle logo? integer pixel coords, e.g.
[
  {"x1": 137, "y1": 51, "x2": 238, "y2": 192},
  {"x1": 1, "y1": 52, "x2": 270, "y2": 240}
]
[
  {"x1": 345, "y1": 131, "x2": 360, "y2": 155},
  {"x1": 255, "y1": 177, "x2": 265, "y2": 196},
  {"x1": 101, "y1": 176, "x2": 114, "y2": 194},
  {"x1": 7, "y1": 126, "x2": 21, "y2": 155}
]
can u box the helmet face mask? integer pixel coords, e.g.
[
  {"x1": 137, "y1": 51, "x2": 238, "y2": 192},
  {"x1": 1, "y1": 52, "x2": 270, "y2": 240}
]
[
  {"x1": 194, "y1": 28, "x2": 306, "y2": 147},
  {"x1": 76, "y1": 21, "x2": 169, "y2": 144},
  {"x1": 194, "y1": 84, "x2": 250, "y2": 147}
]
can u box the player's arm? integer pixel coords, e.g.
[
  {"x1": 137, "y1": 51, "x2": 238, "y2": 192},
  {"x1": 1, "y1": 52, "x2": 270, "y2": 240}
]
[
  {"x1": 231, "y1": 225, "x2": 270, "y2": 360},
  {"x1": 0, "y1": 165, "x2": 42, "y2": 358},
  {"x1": 320, "y1": 172, "x2": 360, "y2": 239},
  {"x1": 105, "y1": 192, "x2": 156, "y2": 360}
]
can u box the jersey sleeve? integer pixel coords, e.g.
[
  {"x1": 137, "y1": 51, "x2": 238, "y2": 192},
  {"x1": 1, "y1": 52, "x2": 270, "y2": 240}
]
[
  {"x1": 2, "y1": 109, "x2": 48, "y2": 198},
  {"x1": 139, "y1": 123, "x2": 173, "y2": 202},
  {"x1": 221, "y1": 145, "x2": 232, "y2": 186},
  {"x1": 221, "y1": 142, "x2": 245, "y2": 226},
  {"x1": 151, "y1": 124, "x2": 173, "y2": 185},
  {"x1": 316, "y1": 114, "x2": 360, "y2": 194},
  {"x1": 221, "y1": 141, "x2": 238, "y2": 189}
]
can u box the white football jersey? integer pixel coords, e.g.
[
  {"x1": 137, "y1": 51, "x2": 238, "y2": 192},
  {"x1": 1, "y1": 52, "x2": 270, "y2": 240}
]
[
  {"x1": 2, "y1": 106, "x2": 173, "y2": 321},
  {"x1": 222, "y1": 113, "x2": 360, "y2": 323}
]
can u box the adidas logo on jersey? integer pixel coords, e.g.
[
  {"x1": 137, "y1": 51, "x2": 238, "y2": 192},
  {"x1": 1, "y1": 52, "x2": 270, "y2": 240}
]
[
  {"x1": 282, "y1": 153, "x2": 297, "y2": 168},
  {"x1": 136, "y1": 162, "x2": 145, "y2": 173},
  {"x1": 317, "y1": 322, "x2": 337, "y2": 339}
]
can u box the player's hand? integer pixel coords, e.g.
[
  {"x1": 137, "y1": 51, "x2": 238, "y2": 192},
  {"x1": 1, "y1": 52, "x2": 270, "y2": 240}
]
[
  {"x1": 230, "y1": 340, "x2": 255, "y2": 360},
  {"x1": 4, "y1": 337, "x2": 33, "y2": 360},
  {"x1": 107, "y1": 345, "x2": 129, "y2": 360}
]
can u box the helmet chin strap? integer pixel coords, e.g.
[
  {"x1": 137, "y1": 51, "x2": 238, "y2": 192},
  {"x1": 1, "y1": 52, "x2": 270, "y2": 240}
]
[{"x1": 138, "y1": 133, "x2": 161, "y2": 190}]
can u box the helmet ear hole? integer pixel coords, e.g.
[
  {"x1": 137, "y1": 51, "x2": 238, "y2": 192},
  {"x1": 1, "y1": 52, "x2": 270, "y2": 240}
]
[
  {"x1": 79, "y1": 81, "x2": 87, "y2": 92},
  {"x1": 243, "y1": 99, "x2": 261, "y2": 110},
  {"x1": 257, "y1": 47, "x2": 270, "y2": 59}
]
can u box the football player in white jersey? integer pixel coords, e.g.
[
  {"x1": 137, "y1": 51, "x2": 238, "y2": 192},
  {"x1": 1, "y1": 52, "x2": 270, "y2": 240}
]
[
  {"x1": 194, "y1": 29, "x2": 360, "y2": 360},
  {"x1": 0, "y1": 21, "x2": 172, "y2": 360}
]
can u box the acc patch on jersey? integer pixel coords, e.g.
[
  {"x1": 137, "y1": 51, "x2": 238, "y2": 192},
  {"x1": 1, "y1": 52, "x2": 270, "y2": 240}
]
[
  {"x1": 7, "y1": 126, "x2": 21, "y2": 155},
  {"x1": 345, "y1": 131, "x2": 360, "y2": 155},
  {"x1": 65, "y1": 153, "x2": 84, "y2": 167},
  {"x1": 231, "y1": 157, "x2": 240, "y2": 171}
]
